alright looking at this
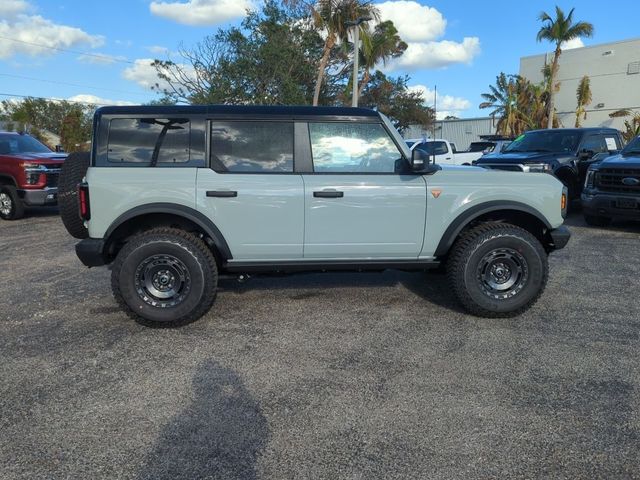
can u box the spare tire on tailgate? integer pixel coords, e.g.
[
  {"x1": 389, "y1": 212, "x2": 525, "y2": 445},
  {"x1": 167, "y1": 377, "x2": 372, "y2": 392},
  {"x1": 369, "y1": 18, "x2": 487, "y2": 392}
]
[{"x1": 59, "y1": 151, "x2": 90, "y2": 239}]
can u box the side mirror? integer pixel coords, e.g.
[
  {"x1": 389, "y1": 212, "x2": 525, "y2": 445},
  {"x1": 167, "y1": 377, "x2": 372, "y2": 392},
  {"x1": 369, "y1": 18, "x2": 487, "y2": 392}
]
[
  {"x1": 411, "y1": 148, "x2": 431, "y2": 171},
  {"x1": 578, "y1": 148, "x2": 594, "y2": 160},
  {"x1": 55, "y1": 145, "x2": 65, "y2": 153}
]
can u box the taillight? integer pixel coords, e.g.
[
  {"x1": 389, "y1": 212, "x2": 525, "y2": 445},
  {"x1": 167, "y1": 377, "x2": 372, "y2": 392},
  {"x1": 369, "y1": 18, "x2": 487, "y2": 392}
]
[{"x1": 78, "y1": 183, "x2": 91, "y2": 221}]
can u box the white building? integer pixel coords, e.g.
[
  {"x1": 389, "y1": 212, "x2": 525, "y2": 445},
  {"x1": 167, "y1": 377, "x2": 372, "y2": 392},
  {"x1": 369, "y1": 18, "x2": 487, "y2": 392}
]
[{"x1": 519, "y1": 37, "x2": 640, "y2": 130}]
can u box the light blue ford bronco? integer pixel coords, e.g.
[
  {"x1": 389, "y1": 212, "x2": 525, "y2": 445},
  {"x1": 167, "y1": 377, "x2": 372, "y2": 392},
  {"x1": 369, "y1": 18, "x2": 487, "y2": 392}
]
[{"x1": 58, "y1": 105, "x2": 570, "y2": 326}]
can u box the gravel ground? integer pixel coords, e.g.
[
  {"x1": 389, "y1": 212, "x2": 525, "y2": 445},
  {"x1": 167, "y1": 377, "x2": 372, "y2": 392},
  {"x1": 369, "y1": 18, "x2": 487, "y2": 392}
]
[{"x1": 1, "y1": 208, "x2": 639, "y2": 479}]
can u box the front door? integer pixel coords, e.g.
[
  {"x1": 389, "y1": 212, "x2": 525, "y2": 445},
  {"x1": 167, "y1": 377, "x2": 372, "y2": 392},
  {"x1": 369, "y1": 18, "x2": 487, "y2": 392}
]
[
  {"x1": 196, "y1": 120, "x2": 304, "y2": 260},
  {"x1": 302, "y1": 122, "x2": 427, "y2": 259}
]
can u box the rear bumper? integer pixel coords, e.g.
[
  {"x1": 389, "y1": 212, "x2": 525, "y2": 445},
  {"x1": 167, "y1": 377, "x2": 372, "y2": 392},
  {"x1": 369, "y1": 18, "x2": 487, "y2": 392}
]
[
  {"x1": 581, "y1": 192, "x2": 640, "y2": 219},
  {"x1": 17, "y1": 187, "x2": 58, "y2": 206},
  {"x1": 76, "y1": 238, "x2": 106, "y2": 267},
  {"x1": 549, "y1": 225, "x2": 571, "y2": 250}
]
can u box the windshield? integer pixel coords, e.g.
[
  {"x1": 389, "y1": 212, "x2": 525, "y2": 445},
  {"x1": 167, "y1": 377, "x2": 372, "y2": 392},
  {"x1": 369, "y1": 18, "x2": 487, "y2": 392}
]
[
  {"x1": 0, "y1": 133, "x2": 51, "y2": 154},
  {"x1": 469, "y1": 142, "x2": 494, "y2": 152},
  {"x1": 504, "y1": 131, "x2": 580, "y2": 154},
  {"x1": 621, "y1": 136, "x2": 640, "y2": 155},
  {"x1": 380, "y1": 113, "x2": 411, "y2": 159}
]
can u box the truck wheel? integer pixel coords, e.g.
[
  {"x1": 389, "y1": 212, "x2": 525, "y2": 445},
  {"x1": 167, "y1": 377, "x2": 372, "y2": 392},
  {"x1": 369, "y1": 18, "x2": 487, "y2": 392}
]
[
  {"x1": 0, "y1": 185, "x2": 25, "y2": 220},
  {"x1": 447, "y1": 223, "x2": 548, "y2": 318},
  {"x1": 58, "y1": 152, "x2": 90, "y2": 239},
  {"x1": 584, "y1": 215, "x2": 611, "y2": 227},
  {"x1": 111, "y1": 228, "x2": 218, "y2": 326}
]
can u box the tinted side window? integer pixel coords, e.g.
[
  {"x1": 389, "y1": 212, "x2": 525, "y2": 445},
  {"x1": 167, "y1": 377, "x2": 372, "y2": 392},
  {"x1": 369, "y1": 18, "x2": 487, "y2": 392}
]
[
  {"x1": 580, "y1": 135, "x2": 607, "y2": 154},
  {"x1": 107, "y1": 118, "x2": 190, "y2": 165},
  {"x1": 309, "y1": 122, "x2": 403, "y2": 173},
  {"x1": 210, "y1": 122, "x2": 293, "y2": 173}
]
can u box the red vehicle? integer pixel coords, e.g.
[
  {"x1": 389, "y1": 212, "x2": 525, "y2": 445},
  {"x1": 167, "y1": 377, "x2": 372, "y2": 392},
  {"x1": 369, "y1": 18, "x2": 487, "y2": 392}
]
[{"x1": 0, "y1": 131, "x2": 66, "y2": 220}]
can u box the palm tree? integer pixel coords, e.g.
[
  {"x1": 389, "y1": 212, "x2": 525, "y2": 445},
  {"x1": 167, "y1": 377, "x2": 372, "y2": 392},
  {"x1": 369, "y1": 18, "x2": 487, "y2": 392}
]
[
  {"x1": 574, "y1": 75, "x2": 592, "y2": 127},
  {"x1": 310, "y1": 0, "x2": 379, "y2": 106},
  {"x1": 480, "y1": 73, "x2": 522, "y2": 136},
  {"x1": 356, "y1": 20, "x2": 407, "y2": 97},
  {"x1": 610, "y1": 109, "x2": 640, "y2": 142},
  {"x1": 537, "y1": 6, "x2": 594, "y2": 128}
]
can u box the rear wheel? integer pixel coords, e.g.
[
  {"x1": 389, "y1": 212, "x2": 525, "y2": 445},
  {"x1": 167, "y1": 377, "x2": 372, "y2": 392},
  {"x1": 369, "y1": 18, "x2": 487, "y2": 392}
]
[
  {"x1": 111, "y1": 228, "x2": 218, "y2": 326},
  {"x1": 0, "y1": 185, "x2": 25, "y2": 220},
  {"x1": 584, "y1": 214, "x2": 612, "y2": 227},
  {"x1": 447, "y1": 223, "x2": 548, "y2": 317},
  {"x1": 58, "y1": 152, "x2": 90, "y2": 239}
]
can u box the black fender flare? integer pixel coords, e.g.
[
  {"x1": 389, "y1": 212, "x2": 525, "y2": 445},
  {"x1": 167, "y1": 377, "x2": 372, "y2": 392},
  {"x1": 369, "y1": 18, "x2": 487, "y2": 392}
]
[
  {"x1": 0, "y1": 174, "x2": 17, "y2": 186},
  {"x1": 433, "y1": 201, "x2": 552, "y2": 257},
  {"x1": 104, "y1": 203, "x2": 233, "y2": 260}
]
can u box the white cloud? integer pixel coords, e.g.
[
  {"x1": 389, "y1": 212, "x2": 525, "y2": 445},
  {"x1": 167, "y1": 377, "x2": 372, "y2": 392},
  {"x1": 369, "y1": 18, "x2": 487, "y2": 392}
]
[
  {"x1": 68, "y1": 94, "x2": 135, "y2": 106},
  {"x1": 408, "y1": 84, "x2": 471, "y2": 119},
  {"x1": 560, "y1": 37, "x2": 584, "y2": 50},
  {"x1": 376, "y1": 1, "x2": 445, "y2": 42},
  {"x1": 149, "y1": 0, "x2": 252, "y2": 26},
  {"x1": 122, "y1": 59, "x2": 166, "y2": 90},
  {"x1": 377, "y1": 1, "x2": 480, "y2": 71},
  {"x1": 77, "y1": 53, "x2": 126, "y2": 65},
  {"x1": 147, "y1": 45, "x2": 170, "y2": 55},
  {"x1": 0, "y1": 5, "x2": 104, "y2": 59}
]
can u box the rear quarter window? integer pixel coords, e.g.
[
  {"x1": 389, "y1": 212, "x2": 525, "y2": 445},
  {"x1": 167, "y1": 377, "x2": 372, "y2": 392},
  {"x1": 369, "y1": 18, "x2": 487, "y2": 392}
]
[{"x1": 106, "y1": 118, "x2": 194, "y2": 166}]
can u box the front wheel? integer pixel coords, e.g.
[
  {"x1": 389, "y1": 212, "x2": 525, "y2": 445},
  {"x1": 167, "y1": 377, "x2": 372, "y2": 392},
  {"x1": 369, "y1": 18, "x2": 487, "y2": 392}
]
[
  {"x1": 0, "y1": 185, "x2": 25, "y2": 220},
  {"x1": 447, "y1": 223, "x2": 548, "y2": 318},
  {"x1": 111, "y1": 228, "x2": 218, "y2": 326}
]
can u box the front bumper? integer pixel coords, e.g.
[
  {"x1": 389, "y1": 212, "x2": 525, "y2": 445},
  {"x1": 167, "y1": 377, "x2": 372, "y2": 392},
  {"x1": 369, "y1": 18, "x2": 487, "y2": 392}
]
[
  {"x1": 549, "y1": 225, "x2": 571, "y2": 250},
  {"x1": 76, "y1": 238, "x2": 106, "y2": 267},
  {"x1": 17, "y1": 187, "x2": 58, "y2": 206},
  {"x1": 582, "y1": 192, "x2": 640, "y2": 220}
]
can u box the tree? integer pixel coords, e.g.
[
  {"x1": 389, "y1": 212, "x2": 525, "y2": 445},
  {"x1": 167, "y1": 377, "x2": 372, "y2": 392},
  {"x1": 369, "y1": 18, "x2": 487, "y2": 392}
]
[
  {"x1": 574, "y1": 75, "x2": 592, "y2": 127},
  {"x1": 310, "y1": 0, "x2": 380, "y2": 105},
  {"x1": 60, "y1": 109, "x2": 91, "y2": 152},
  {"x1": 480, "y1": 73, "x2": 521, "y2": 136},
  {"x1": 357, "y1": 20, "x2": 407, "y2": 98},
  {"x1": 610, "y1": 109, "x2": 640, "y2": 142},
  {"x1": 536, "y1": 6, "x2": 594, "y2": 128},
  {"x1": 359, "y1": 72, "x2": 433, "y2": 133}
]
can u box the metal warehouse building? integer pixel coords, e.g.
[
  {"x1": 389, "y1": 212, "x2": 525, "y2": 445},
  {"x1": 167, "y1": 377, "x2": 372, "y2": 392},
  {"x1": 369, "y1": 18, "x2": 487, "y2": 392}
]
[
  {"x1": 403, "y1": 117, "x2": 496, "y2": 151},
  {"x1": 519, "y1": 37, "x2": 640, "y2": 130}
]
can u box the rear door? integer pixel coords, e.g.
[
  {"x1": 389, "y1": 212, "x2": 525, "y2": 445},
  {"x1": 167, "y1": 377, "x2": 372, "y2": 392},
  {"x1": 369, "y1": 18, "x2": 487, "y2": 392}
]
[
  {"x1": 301, "y1": 121, "x2": 427, "y2": 259},
  {"x1": 196, "y1": 120, "x2": 304, "y2": 260}
]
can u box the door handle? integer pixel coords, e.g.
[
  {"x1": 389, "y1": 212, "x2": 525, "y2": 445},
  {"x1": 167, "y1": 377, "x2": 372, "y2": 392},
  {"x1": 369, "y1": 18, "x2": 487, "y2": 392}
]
[
  {"x1": 206, "y1": 190, "x2": 237, "y2": 198},
  {"x1": 313, "y1": 191, "x2": 344, "y2": 198},
  {"x1": 445, "y1": 157, "x2": 452, "y2": 160}
]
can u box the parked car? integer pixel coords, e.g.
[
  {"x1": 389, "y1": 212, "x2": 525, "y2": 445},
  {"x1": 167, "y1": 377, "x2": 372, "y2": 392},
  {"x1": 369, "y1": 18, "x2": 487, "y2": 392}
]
[
  {"x1": 474, "y1": 128, "x2": 624, "y2": 199},
  {"x1": 468, "y1": 135, "x2": 513, "y2": 154},
  {"x1": 0, "y1": 131, "x2": 66, "y2": 220},
  {"x1": 582, "y1": 135, "x2": 640, "y2": 226},
  {"x1": 59, "y1": 105, "x2": 570, "y2": 326},
  {"x1": 405, "y1": 138, "x2": 481, "y2": 165}
]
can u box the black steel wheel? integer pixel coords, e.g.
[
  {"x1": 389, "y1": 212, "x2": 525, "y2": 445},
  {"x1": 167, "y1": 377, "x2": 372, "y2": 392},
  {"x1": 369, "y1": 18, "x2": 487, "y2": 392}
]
[
  {"x1": 447, "y1": 222, "x2": 548, "y2": 318},
  {"x1": 0, "y1": 185, "x2": 25, "y2": 220},
  {"x1": 111, "y1": 228, "x2": 218, "y2": 326}
]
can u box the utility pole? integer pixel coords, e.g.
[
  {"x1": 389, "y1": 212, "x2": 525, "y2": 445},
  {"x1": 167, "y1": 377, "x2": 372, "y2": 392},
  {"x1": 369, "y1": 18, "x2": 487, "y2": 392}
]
[{"x1": 346, "y1": 16, "x2": 371, "y2": 108}]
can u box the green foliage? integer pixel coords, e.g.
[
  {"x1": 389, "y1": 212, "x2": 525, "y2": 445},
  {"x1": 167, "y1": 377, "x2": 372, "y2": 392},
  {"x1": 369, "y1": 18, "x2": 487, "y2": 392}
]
[
  {"x1": 1, "y1": 97, "x2": 92, "y2": 149},
  {"x1": 575, "y1": 75, "x2": 591, "y2": 127},
  {"x1": 151, "y1": 0, "x2": 433, "y2": 130},
  {"x1": 609, "y1": 109, "x2": 640, "y2": 142}
]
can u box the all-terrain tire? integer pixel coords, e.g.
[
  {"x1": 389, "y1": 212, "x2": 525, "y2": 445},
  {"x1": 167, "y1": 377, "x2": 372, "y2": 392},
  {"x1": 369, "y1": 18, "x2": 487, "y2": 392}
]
[
  {"x1": 58, "y1": 151, "x2": 90, "y2": 239},
  {"x1": 446, "y1": 222, "x2": 548, "y2": 318},
  {"x1": 584, "y1": 214, "x2": 612, "y2": 227},
  {"x1": 0, "y1": 185, "x2": 25, "y2": 220},
  {"x1": 111, "y1": 228, "x2": 218, "y2": 327}
]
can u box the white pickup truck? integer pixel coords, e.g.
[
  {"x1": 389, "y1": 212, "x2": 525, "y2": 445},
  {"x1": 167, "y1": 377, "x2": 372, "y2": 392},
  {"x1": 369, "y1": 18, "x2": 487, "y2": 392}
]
[{"x1": 405, "y1": 138, "x2": 482, "y2": 166}]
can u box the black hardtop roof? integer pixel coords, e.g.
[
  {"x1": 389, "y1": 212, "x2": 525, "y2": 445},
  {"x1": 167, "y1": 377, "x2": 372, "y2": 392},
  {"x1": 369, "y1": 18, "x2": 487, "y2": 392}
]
[
  {"x1": 95, "y1": 104, "x2": 380, "y2": 118},
  {"x1": 524, "y1": 127, "x2": 620, "y2": 135}
]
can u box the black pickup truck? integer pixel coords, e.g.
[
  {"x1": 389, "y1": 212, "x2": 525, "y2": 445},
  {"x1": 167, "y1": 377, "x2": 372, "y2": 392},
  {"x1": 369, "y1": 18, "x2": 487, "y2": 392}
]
[
  {"x1": 475, "y1": 128, "x2": 624, "y2": 199},
  {"x1": 581, "y1": 135, "x2": 640, "y2": 226}
]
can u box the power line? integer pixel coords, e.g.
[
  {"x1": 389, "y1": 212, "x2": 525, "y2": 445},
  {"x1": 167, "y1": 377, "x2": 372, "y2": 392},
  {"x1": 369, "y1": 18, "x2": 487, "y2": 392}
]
[
  {"x1": 0, "y1": 35, "x2": 138, "y2": 65},
  {"x1": 0, "y1": 72, "x2": 150, "y2": 98}
]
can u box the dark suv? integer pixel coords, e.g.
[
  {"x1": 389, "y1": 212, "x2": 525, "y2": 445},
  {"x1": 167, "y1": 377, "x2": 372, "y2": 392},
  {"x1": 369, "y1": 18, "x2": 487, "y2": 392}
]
[
  {"x1": 581, "y1": 135, "x2": 640, "y2": 226},
  {"x1": 475, "y1": 128, "x2": 624, "y2": 199}
]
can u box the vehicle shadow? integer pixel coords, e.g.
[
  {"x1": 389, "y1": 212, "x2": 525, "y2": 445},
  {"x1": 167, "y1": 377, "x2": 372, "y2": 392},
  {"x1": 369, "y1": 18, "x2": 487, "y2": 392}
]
[
  {"x1": 24, "y1": 206, "x2": 60, "y2": 218},
  {"x1": 137, "y1": 359, "x2": 269, "y2": 480},
  {"x1": 564, "y1": 212, "x2": 640, "y2": 233},
  {"x1": 218, "y1": 269, "x2": 466, "y2": 314}
]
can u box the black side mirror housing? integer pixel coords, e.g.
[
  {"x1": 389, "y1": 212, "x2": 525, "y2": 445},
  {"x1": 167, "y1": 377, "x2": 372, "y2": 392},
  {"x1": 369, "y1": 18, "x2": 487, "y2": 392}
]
[
  {"x1": 578, "y1": 148, "x2": 594, "y2": 160},
  {"x1": 411, "y1": 148, "x2": 430, "y2": 170}
]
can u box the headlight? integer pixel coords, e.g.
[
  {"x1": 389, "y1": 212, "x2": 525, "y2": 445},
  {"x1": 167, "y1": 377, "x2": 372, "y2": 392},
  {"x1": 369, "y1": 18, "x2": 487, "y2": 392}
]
[
  {"x1": 527, "y1": 163, "x2": 553, "y2": 173},
  {"x1": 21, "y1": 163, "x2": 46, "y2": 185},
  {"x1": 584, "y1": 170, "x2": 596, "y2": 188}
]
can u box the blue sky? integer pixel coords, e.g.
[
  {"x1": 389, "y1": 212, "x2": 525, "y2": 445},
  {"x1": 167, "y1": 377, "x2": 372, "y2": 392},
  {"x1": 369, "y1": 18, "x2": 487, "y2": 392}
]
[{"x1": 1, "y1": 0, "x2": 638, "y2": 119}]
